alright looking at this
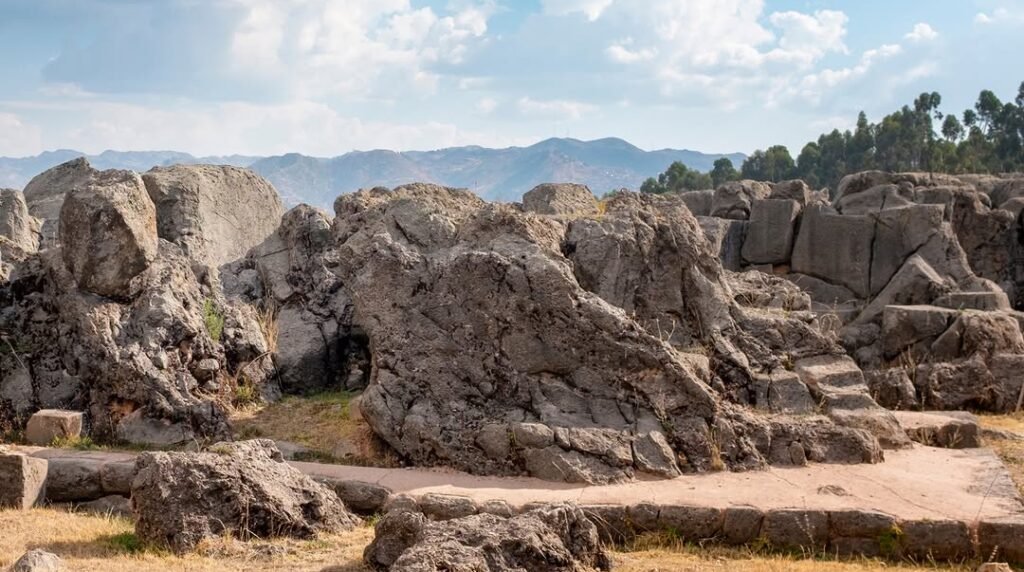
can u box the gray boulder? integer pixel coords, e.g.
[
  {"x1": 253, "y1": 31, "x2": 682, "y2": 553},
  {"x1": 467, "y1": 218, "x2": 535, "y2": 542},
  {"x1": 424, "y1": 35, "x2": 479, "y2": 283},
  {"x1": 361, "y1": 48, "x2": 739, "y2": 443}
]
[
  {"x1": 711, "y1": 180, "x2": 771, "y2": 219},
  {"x1": 142, "y1": 165, "x2": 284, "y2": 266},
  {"x1": 363, "y1": 504, "x2": 610, "y2": 572},
  {"x1": 521, "y1": 183, "x2": 598, "y2": 217},
  {"x1": 59, "y1": 169, "x2": 158, "y2": 299},
  {"x1": 0, "y1": 189, "x2": 40, "y2": 253},
  {"x1": 132, "y1": 440, "x2": 359, "y2": 553},
  {"x1": 22, "y1": 157, "x2": 98, "y2": 247},
  {"x1": 9, "y1": 549, "x2": 63, "y2": 572}
]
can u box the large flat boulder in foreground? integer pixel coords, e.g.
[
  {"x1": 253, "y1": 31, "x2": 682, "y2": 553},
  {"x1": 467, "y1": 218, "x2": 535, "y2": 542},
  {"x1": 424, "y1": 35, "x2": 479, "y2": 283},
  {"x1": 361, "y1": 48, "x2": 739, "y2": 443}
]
[{"x1": 131, "y1": 440, "x2": 358, "y2": 553}]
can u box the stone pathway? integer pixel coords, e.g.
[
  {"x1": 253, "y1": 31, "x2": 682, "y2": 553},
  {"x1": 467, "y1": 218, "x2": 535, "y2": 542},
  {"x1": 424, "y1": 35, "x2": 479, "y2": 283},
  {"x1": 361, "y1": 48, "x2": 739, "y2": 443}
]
[{"x1": 27, "y1": 444, "x2": 1024, "y2": 523}]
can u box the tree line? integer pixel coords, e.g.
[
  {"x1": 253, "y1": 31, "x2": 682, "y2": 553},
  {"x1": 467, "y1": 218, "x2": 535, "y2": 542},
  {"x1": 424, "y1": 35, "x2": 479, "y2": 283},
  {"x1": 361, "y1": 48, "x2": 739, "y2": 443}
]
[{"x1": 641, "y1": 81, "x2": 1024, "y2": 195}]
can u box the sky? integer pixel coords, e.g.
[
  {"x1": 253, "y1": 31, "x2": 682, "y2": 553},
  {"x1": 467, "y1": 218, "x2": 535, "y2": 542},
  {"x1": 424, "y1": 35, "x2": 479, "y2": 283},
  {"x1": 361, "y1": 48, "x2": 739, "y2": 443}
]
[{"x1": 0, "y1": 0, "x2": 1022, "y2": 158}]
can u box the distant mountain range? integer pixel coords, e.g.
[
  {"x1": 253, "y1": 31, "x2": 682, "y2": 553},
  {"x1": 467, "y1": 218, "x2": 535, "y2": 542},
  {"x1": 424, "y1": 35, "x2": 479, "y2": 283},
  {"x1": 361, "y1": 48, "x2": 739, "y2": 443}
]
[{"x1": 0, "y1": 138, "x2": 745, "y2": 207}]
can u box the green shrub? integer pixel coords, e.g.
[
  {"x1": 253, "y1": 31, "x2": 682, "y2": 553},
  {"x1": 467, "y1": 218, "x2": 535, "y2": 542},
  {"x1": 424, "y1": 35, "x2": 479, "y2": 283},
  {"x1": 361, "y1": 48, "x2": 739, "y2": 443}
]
[{"x1": 203, "y1": 298, "x2": 225, "y2": 342}]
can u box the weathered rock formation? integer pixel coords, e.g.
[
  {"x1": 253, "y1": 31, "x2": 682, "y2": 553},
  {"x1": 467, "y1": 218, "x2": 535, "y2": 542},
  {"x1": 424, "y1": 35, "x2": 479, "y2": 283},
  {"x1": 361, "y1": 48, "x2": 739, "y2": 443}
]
[
  {"x1": 689, "y1": 169, "x2": 1024, "y2": 415},
  {"x1": 22, "y1": 157, "x2": 98, "y2": 247},
  {"x1": 0, "y1": 189, "x2": 40, "y2": 280},
  {"x1": 132, "y1": 440, "x2": 359, "y2": 553},
  {"x1": 143, "y1": 165, "x2": 284, "y2": 266},
  {"x1": 521, "y1": 183, "x2": 598, "y2": 217},
  {"x1": 318, "y1": 185, "x2": 882, "y2": 483},
  {"x1": 364, "y1": 504, "x2": 610, "y2": 572},
  {"x1": 59, "y1": 170, "x2": 158, "y2": 299},
  {"x1": 1, "y1": 164, "x2": 277, "y2": 445}
]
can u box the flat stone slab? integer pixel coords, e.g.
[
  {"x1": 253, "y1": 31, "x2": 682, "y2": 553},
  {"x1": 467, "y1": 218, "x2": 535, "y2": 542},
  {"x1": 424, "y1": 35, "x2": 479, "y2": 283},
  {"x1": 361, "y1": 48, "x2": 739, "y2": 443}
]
[{"x1": 296, "y1": 446, "x2": 1021, "y2": 522}]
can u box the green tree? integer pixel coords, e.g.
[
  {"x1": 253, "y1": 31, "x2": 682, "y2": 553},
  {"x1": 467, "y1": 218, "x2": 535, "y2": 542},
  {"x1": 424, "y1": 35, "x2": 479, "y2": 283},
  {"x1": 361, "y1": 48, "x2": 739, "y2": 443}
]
[
  {"x1": 941, "y1": 114, "x2": 964, "y2": 142},
  {"x1": 710, "y1": 158, "x2": 739, "y2": 187},
  {"x1": 795, "y1": 142, "x2": 822, "y2": 188},
  {"x1": 640, "y1": 177, "x2": 666, "y2": 194}
]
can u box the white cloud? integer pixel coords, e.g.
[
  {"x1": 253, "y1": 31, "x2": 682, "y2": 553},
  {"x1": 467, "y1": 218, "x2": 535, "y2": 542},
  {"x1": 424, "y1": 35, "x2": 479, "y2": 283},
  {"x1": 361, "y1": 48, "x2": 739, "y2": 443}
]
[
  {"x1": 541, "y1": 0, "x2": 615, "y2": 21},
  {"x1": 517, "y1": 97, "x2": 597, "y2": 120},
  {"x1": 974, "y1": 8, "x2": 1024, "y2": 25},
  {"x1": 226, "y1": 0, "x2": 495, "y2": 98},
  {"x1": 606, "y1": 38, "x2": 658, "y2": 63},
  {"x1": 905, "y1": 22, "x2": 938, "y2": 42},
  {"x1": 0, "y1": 113, "x2": 44, "y2": 157},
  {"x1": 792, "y1": 43, "x2": 903, "y2": 103},
  {"x1": 476, "y1": 97, "x2": 498, "y2": 114}
]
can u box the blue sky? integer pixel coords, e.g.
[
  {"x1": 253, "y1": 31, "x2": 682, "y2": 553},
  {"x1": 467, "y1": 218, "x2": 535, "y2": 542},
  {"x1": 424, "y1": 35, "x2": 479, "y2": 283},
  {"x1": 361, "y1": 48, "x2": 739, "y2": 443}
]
[{"x1": 0, "y1": 0, "x2": 1022, "y2": 158}]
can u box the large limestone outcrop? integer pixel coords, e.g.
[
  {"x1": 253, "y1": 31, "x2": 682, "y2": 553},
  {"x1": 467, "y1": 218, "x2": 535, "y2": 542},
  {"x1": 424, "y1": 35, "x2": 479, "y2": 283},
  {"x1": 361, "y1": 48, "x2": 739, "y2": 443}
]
[
  {"x1": 132, "y1": 440, "x2": 359, "y2": 553},
  {"x1": 59, "y1": 170, "x2": 159, "y2": 299},
  {"x1": 1, "y1": 168, "x2": 274, "y2": 444},
  {"x1": 364, "y1": 505, "x2": 610, "y2": 572},
  {"x1": 22, "y1": 157, "x2": 98, "y2": 247},
  {"x1": 142, "y1": 165, "x2": 285, "y2": 266},
  {"x1": 326, "y1": 185, "x2": 880, "y2": 484}
]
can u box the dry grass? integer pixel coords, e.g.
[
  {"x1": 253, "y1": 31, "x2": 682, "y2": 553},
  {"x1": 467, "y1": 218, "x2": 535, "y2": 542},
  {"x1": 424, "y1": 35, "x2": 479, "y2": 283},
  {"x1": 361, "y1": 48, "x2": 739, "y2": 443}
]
[
  {"x1": 0, "y1": 508, "x2": 372, "y2": 571},
  {"x1": 0, "y1": 510, "x2": 975, "y2": 572},
  {"x1": 612, "y1": 550, "x2": 971, "y2": 572},
  {"x1": 231, "y1": 391, "x2": 396, "y2": 467},
  {"x1": 979, "y1": 412, "x2": 1024, "y2": 498}
]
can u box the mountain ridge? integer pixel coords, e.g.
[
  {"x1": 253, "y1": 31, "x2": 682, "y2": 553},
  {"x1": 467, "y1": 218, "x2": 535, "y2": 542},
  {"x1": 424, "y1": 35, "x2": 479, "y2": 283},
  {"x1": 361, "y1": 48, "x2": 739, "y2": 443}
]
[{"x1": 0, "y1": 137, "x2": 745, "y2": 207}]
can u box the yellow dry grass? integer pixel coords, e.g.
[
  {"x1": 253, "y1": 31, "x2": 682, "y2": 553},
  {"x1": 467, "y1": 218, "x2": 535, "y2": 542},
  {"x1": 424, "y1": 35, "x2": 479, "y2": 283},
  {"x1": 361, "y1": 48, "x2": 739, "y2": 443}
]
[
  {"x1": 230, "y1": 391, "x2": 395, "y2": 466},
  {"x1": 0, "y1": 509, "x2": 977, "y2": 572},
  {"x1": 979, "y1": 412, "x2": 1024, "y2": 497},
  {"x1": 0, "y1": 509, "x2": 373, "y2": 572}
]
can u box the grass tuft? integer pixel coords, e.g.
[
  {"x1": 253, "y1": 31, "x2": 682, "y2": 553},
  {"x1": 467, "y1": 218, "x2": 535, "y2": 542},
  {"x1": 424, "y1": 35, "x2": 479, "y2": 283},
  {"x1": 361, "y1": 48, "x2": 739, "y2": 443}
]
[{"x1": 203, "y1": 298, "x2": 225, "y2": 343}]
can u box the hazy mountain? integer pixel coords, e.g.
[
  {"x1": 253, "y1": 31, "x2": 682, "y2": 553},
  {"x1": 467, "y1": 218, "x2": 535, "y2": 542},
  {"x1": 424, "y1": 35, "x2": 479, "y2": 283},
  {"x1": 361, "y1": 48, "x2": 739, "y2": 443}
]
[
  {"x1": 0, "y1": 138, "x2": 744, "y2": 208},
  {"x1": 0, "y1": 150, "x2": 260, "y2": 190},
  {"x1": 250, "y1": 138, "x2": 745, "y2": 206}
]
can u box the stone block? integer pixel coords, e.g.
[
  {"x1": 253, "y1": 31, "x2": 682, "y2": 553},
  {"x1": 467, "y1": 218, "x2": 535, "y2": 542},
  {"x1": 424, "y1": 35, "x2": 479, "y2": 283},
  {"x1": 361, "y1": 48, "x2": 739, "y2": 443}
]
[
  {"x1": 657, "y1": 505, "x2": 723, "y2": 541},
  {"x1": 761, "y1": 509, "x2": 829, "y2": 551},
  {"x1": 722, "y1": 506, "x2": 764, "y2": 545},
  {"x1": 895, "y1": 411, "x2": 981, "y2": 449},
  {"x1": 881, "y1": 305, "x2": 957, "y2": 358},
  {"x1": 24, "y1": 410, "x2": 83, "y2": 446},
  {"x1": 99, "y1": 461, "x2": 135, "y2": 495},
  {"x1": 0, "y1": 453, "x2": 47, "y2": 509},
  {"x1": 900, "y1": 519, "x2": 973, "y2": 561},
  {"x1": 791, "y1": 204, "x2": 875, "y2": 298},
  {"x1": 418, "y1": 493, "x2": 478, "y2": 520},
  {"x1": 742, "y1": 199, "x2": 801, "y2": 265},
  {"x1": 43, "y1": 457, "x2": 103, "y2": 502},
  {"x1": 978, "y1": 519, "x2": 1024, "y2": 564},
  {"x1": 331, "y1": 480, "x2": 392, "y2": 515}
]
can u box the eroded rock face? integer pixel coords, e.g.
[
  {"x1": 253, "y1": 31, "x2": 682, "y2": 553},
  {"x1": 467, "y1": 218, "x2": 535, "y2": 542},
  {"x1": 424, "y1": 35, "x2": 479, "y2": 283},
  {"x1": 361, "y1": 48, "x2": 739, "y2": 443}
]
[
  {"x1": 59, "y1": 170, "x2": 158, "y2": 299},
  {"x1": 143, "y1": 165, "x2": 285, "y2": 266},
  {"x1": 132, "y1": 440, "x2": 358, "y2": 553},
  {"x1": 0, "y1": 189, "x2": 40, "y2": 253},
  {"x1": 711, "y1": 180, "x2": 771, "y2": 220},
  {"x1": 522, "y1": 183, "x2": 598, "y2": 217},
  {"x1": 22, "y1": 157, "x2": 98, "y2": 247},
  {"x1": 364, "y1": 504, "x2": 610, "y2": 572},
  {"x1": 330, "y1": 185, "x2": 881, "y2": 484},
  {"x1": 222, "y1": 204, "x2": 368, "y2": 394}
]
